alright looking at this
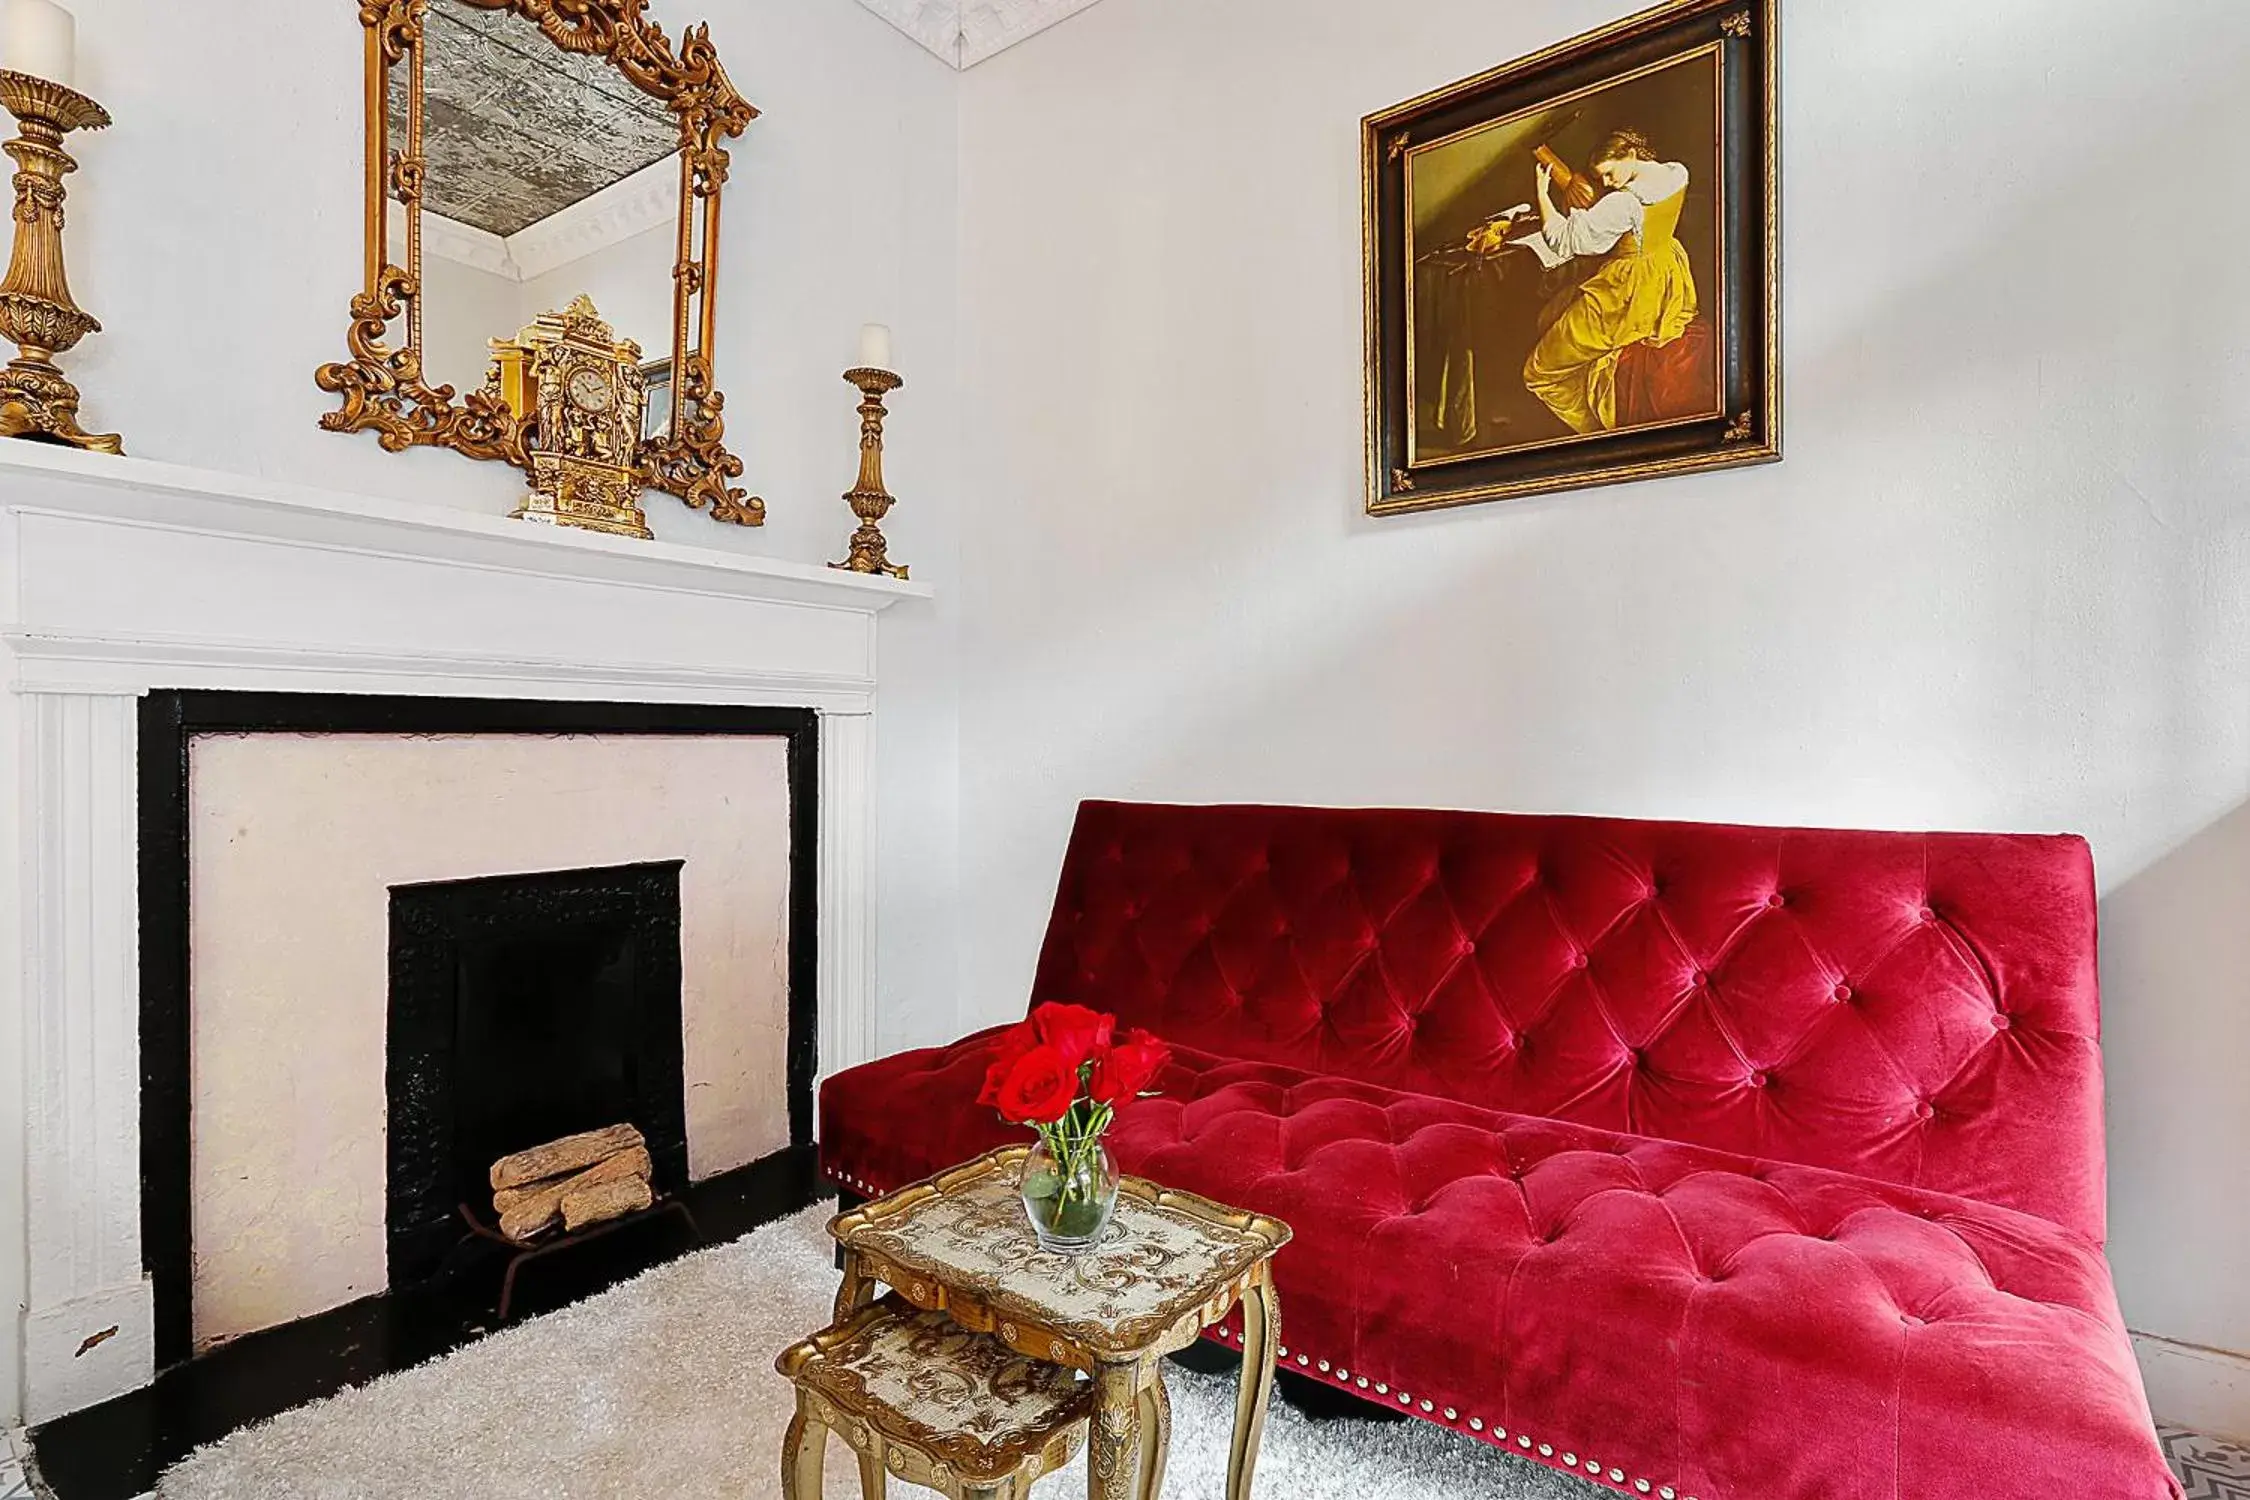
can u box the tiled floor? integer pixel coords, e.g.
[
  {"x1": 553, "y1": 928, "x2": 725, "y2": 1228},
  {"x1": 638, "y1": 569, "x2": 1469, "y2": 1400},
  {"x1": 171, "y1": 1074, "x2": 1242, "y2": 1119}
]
[
  {"x1": 2168, "y1": 1426, "x2": 2250, "y2": 1499},
  {"x1": 3, "y1": 1426, "x2": 31, "y2": 1500}
]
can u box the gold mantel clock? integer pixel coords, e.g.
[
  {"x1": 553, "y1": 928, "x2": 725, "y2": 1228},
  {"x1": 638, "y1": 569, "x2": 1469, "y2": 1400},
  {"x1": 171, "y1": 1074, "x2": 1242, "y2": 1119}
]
[{"x1": 489, "y1": 296, "x2": 653, "y2": 541}]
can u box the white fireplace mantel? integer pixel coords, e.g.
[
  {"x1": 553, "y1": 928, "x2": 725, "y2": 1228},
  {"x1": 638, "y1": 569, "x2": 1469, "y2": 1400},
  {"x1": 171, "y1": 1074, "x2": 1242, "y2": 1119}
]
[{"x1": 0, "y1": 442, "x2": 927, "y2": 1425}]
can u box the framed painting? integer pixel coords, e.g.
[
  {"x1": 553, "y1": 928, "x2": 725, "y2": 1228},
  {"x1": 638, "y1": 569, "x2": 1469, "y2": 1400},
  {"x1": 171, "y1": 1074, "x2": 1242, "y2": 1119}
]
[{"x1": 1363, "y1": 0, "x2": 1779, "y2": 515}]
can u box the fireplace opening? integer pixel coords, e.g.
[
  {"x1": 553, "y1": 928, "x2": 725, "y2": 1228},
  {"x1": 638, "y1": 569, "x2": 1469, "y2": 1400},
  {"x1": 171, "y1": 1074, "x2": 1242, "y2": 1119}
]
[{"x1": 385, "y1": 860, "x2": 690, "y2": 1289}]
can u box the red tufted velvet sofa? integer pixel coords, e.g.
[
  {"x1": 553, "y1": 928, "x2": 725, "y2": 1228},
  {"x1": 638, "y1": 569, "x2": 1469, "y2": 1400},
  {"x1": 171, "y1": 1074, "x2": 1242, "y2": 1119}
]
[{"x1": 821, "y1": 802, "x2": 2180, "y2": 1500}]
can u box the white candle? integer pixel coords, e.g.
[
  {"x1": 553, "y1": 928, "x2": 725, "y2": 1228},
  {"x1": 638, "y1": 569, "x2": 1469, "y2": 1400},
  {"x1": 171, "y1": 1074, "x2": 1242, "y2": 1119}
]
[
  {"x1": 857, "y1": 322, "x2": 893, "y2": 372},
  {"x1": 0, "y1": 0, "x2": 75, "y2": 88}
]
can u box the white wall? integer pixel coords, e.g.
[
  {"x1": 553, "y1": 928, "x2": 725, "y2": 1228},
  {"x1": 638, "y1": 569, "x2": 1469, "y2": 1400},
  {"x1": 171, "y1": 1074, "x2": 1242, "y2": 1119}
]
[
  {"x1": 414, "y1": 250, "x2": 524, "y2": 401},
  {"x1": 0, "y1": 0, "x2": 963, "y2": 1427},
  {"x1": 51, "y1": 0, "x2": 963, "y2": 1033},
  {"x1": 954, "y1": 0, "x2": 2250, "y2": 1427}
]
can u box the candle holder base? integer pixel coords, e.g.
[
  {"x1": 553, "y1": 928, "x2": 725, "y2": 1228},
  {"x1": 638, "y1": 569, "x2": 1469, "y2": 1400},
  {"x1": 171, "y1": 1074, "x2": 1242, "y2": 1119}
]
[
  {"x1": 830, "y1": 493, "x2": 909, "y2": 581},
  {"x1": 0, "y1": 70, "x2": 120, "y2": 455},
  {"x1": 828, "y1": 366, "x2": 909, "y2": 581},
  {"x1": 0, "y1": 350, "x2": 121, "y2": 454}
]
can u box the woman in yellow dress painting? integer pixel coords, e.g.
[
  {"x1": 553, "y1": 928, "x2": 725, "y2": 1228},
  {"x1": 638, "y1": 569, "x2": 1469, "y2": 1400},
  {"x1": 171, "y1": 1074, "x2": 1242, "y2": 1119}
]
[{"x1": 1522, "y1": 129, "x2": 1701, "y2": 435}]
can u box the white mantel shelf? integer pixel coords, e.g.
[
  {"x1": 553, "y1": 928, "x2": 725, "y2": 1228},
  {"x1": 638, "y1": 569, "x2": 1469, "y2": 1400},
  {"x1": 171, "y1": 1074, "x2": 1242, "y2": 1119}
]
[{"x1": 0, "y1": 441, "x2": 932, "y2": 615}]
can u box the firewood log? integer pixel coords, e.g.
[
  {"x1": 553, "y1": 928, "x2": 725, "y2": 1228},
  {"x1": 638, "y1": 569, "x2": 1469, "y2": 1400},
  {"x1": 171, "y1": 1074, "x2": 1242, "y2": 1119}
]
[
  {"x1": 499, "y1": 1195, "x2": 563, "y2": 1244},
  {"x1": 559, "y1": 1174, "x2": 654, "y2": 1232},
  {"x1": 493, "y1": 1145, "x2": 652, "y2": 1216},
  {"x1": 489, "y1": 1124, "x2": 644, "y2": 1191},
  {"x1": 492, "y1": 1146, "x2": 654, "y2": 1242}
]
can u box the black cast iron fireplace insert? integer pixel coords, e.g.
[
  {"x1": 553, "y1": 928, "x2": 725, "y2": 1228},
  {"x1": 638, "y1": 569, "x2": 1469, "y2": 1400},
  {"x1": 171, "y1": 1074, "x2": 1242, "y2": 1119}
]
[{"x1": 385, "y1": 860, "x2": 690, "y2": 1289}]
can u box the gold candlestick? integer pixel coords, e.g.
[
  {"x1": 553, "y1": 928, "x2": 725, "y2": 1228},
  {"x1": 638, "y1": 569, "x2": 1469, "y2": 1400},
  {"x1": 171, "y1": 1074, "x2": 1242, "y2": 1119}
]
[
  {"x1": 828, "y1": 366, "x2": 908, "y2": 580},
  {"x1": 0, "y1": 69, "x2": 118, "y2": 454}
]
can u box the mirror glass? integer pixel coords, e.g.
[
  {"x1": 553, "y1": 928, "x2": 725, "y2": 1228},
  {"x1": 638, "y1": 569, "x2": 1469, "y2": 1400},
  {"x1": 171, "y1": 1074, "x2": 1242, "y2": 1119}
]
[{"x1": 390, "y1": 0, "x2": 682, "y2": 429}]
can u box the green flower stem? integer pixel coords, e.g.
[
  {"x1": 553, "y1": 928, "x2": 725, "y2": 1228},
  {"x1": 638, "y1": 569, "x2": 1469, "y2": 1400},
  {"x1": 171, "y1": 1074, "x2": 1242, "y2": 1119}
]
[{"x1": 1037, "y1": 1090, "x2": 1112, "y2": 1209}]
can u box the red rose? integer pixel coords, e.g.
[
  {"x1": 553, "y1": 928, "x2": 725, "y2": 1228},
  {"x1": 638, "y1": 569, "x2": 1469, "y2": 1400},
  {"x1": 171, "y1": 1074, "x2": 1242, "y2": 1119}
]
[
  {"x1": 1031, "y1": 1002, "x2": 1115, "y2": 1073},
  {"x1": 994, "y1": 1044, "x2": 1078, "y2": 1125},
  {"x1": 1090, "y1": 1028, "x2": 1172, "y2": 1105},
  {"x1": 976, "y1": 1021, "x2": 1041, "y2": 1109}
]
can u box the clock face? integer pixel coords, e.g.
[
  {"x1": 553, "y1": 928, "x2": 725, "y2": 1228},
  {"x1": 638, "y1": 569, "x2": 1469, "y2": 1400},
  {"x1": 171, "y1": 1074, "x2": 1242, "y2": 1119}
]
[{"x1": 566, "y1": 368, "x2": 615, "y2": 414}]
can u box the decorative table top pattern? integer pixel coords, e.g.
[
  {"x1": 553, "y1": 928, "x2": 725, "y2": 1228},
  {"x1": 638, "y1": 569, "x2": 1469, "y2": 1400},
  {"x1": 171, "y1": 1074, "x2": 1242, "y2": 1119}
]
[
  {"x1": 777, "y1": 1294, "x2": 1093, "y2": 1493},
  {"x1": 829, "y1": 1147, "x2": 1293, "y2": 1500},
  {"x1": 832, "y1": 1149, "x2": 1285, "y2": 1362}
]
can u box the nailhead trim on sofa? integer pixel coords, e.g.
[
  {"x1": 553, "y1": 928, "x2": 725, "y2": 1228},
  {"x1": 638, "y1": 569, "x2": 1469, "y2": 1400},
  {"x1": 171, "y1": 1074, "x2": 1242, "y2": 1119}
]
[{"x1": 833, "y1": 1163, "x2": 1700, "y2": 1500}]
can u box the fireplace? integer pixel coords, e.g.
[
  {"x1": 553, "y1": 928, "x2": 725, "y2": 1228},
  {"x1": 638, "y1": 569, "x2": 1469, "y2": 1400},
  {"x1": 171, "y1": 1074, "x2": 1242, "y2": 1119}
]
[
  {"x1": 137, "y1": 691, "x2": 825, "y2": 1367},
  {"x1": 385, "y1": 861, "x2": 691, "y2": 1288},
  {"x1": 4, "y1": 449, "x2": 909, "y2": 1425}
]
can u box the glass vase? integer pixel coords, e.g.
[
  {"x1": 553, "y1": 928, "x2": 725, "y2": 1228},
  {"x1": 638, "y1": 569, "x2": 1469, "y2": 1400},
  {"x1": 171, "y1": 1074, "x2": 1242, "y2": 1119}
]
[{"x1": 1019, "y1": 1132, "x2": 1120, "y2": 1255}]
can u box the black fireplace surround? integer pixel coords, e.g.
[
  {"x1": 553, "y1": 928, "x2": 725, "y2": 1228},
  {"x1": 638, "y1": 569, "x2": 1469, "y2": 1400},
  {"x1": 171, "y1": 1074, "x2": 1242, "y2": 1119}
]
[{"x1": 138, "y1": 692, "x2": 819, "y2": 1369}]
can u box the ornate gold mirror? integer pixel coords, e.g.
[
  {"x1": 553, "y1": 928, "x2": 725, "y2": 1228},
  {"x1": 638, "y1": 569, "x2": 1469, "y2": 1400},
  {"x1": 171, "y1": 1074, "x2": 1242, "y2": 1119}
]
[{"x1": 318, "y1": 0, "x2": 762, "y2": 532}]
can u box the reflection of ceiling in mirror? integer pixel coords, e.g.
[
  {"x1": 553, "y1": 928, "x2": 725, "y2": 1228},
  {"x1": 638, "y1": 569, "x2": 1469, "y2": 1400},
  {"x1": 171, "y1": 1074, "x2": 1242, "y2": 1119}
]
[{"x1": 394, "y1": 1, "x2": 679, "y2": 239}]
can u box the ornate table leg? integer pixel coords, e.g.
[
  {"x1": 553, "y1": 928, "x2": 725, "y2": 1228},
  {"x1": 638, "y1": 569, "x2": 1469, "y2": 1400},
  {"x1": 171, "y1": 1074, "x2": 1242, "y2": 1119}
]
[
  {"x1": 1088, "y1": 1361, "x2": 1143, "y2": 1500},
  {"x1": 834, "y1": 1248, "x2": 877, "y2": 1323},
  {"x1": 1135, "y1": 1370, "x2": 1172, "y2": 1499},
  {"x1": 856, "y1": 1447, "x2": 889, "y2": 1498},
  {"x1": 782, "y1": 1405, "x2": 826, "y2": 1500},
  {"x1": 1226, "y1": 1269, "x2": 1280, "y2": 1500}
]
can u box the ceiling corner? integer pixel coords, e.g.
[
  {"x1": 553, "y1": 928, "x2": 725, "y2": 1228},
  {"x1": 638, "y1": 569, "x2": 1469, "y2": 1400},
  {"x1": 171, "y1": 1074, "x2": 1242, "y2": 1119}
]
[
  {"x1": 957, "y1": 0, "x2": 1110, "y2": 66},
  {"x1": 855, "y1": 0, "x2": 1110, "y2": 69},
  {"x1": 855, "y1": 0, "x2": 963, "y2": 66}
]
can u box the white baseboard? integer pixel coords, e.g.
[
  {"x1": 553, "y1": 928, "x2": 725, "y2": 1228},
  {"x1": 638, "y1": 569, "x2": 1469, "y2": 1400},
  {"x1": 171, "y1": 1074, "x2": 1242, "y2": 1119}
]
[
  {"x1": 2135, "y1": 1330, "x2": 2250, "y2": 1441},
  {"x1": 22, "y1": 1281, "x2": 155, "y2": 1424}
]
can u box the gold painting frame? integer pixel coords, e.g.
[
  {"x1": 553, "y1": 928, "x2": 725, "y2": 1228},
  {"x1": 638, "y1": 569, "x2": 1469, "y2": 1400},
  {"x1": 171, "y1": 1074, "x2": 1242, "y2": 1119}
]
[
  {"x1": 317, "y1": 0, "x2": 765, "y2": 526},
  {"x1": 1363, "y1": 0, "x2": 1780, "y2": 515}
]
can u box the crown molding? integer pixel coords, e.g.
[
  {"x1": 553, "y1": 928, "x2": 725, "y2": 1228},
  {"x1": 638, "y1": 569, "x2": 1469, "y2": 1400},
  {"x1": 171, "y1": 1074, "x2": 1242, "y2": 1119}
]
[
  {"x1": 507, "y1": 158, "x2": 678, "y2": 281},
  {"x1": 858, "y1": 0, "x2": 963, "y2": 65},
  {"x1": 391, "y1": 210, "x2": 519, "y2": 280},
  {"x1": 958, "y1": 0, "x2": 1109, "y2": 66},
  {"x1": 856, "y1": 0, "x2": 1108, "y2": 68},
  {"x1": 406, "y1": 158, "x2": 677, "y2": 284}
]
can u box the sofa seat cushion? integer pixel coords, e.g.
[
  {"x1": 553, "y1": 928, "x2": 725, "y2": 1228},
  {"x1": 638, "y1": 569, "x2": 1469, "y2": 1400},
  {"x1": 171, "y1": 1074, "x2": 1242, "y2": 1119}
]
[
  {"x1": 820, "y1": 1037, "x2": 2178, "y2": 1500},
  {"x1": 818, "y1": 1026, "x2": 1028, "y2": 1197}
]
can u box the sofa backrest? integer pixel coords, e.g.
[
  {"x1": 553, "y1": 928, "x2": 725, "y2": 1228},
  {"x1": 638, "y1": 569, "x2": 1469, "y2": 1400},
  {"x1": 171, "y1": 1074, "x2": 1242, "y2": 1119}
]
[{"x1": 1029, "y1": 801, "x2": 2108, "y2": 1243}]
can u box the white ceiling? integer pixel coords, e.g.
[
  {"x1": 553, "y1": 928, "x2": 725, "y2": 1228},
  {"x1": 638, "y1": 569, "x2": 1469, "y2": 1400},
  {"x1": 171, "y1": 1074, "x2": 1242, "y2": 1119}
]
[{"x1": 854, "y1": 0, "x2": 1109, "y2": 68}]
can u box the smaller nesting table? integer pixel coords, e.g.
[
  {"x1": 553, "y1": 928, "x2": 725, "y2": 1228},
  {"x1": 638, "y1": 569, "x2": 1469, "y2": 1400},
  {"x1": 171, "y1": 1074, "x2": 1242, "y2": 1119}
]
[
  {"x1": 777, "y1": 1294, "x2": 1093, "y2": 1499},
  {"x1": 828, "y1": 1147, "x2": 1293, "y2": 1500}
]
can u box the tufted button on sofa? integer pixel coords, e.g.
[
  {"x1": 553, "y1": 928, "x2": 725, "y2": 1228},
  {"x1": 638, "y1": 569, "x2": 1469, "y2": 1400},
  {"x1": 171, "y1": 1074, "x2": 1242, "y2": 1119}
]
[{"x1": 820, "y1": 802, "x2": 2181, "y2": 1500}]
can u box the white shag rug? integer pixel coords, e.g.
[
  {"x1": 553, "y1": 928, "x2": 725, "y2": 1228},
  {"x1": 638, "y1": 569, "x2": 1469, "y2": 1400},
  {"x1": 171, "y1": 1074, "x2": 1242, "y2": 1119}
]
[{"x1": 157, "y1": 1206, "x2": 1601, "y2": 1500}]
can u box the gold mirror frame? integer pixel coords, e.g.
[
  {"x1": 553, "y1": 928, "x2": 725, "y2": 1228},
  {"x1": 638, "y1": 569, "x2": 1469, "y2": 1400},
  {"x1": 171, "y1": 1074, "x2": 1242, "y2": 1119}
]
[{"x1": 317, "y1": 0, "x2": 764, "y2": 526}]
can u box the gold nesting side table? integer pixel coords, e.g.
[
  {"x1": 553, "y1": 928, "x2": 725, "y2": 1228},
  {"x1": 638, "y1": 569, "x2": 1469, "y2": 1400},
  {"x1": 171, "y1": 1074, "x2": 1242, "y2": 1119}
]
[
  {"x1": 777, "y1": 1293, "x2": 1093, "y2": 1498},
  {"x1": 824, "y1": 1147, "x2": 1293, "y2": 1500}
]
